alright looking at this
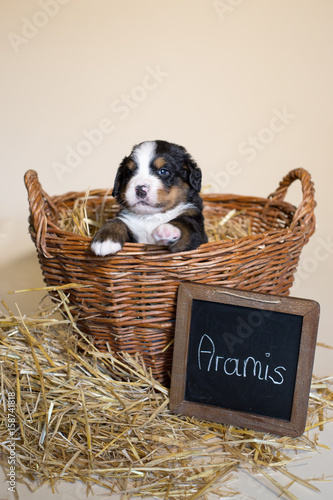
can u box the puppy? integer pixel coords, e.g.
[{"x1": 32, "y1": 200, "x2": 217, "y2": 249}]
[{"x1": 90, "y1": 140, "x2": 208, "y2": 255}]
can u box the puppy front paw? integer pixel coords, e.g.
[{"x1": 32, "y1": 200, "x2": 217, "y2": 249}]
[
  {"x1": 90, "y1": 239, "x2": 122, "y2": 256},
  {"x1": 90, "y1": 218, "x2": 128, "y2": 256},
  {"x1": 153, "y1": 223, "x2": 181, "y2": 246}
]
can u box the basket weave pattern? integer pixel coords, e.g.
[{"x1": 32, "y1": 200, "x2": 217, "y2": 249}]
[{"x1": 25, "y1": 169, "x2": 316, "y2": 383}]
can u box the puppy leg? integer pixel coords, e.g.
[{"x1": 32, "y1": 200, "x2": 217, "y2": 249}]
[{"x1": 90, "y1": 218, "x2": 130, "y2": 256}]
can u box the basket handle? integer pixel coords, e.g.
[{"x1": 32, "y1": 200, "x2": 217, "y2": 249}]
[
  {"x1": 268, "y1": 168, "x2": 316, "y2": 235},
  {"x1": 24, "y1": 169, "x2": 58, "y2": 258}
]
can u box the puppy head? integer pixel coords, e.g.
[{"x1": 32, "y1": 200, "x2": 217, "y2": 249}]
[{"x1": 112, "y1": 140, "x2": 202, "y2": 214}]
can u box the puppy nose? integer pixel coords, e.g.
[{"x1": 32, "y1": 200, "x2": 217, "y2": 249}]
[{"x1": 135, "y1": 185, "x2": 148, "y2": 199}]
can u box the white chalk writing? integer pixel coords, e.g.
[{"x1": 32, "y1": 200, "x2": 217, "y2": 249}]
[{"x1": 197, "y1": 334, "x2": 286, "y2": 385}]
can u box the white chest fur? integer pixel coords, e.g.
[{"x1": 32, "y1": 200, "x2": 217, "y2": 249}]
[{"x1": 118, "y1": 203, "x2": 194, "y2": 244}]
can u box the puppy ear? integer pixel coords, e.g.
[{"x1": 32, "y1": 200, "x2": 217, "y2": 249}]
[
  {"x1": 183, "y1": 154, "x2": 202, "y2": 192},
  {"x1": 112, "y1": 156, "x2": 130, "y2": 198}
]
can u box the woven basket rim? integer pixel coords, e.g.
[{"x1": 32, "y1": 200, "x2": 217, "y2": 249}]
[
  {"x1": 24, "y1": 168, "x2": 316, "y2": 259},
  {"x1": 46, "y1": 192, "x2": 297, "y2": 241}
]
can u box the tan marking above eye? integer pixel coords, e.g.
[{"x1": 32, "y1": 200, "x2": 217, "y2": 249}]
[
  {"x1": 154, "y1": 157, "x2": 167, "y2": 169},
  {"x1": 127, "y1": 160, "x2": 136, "y2": 170}
]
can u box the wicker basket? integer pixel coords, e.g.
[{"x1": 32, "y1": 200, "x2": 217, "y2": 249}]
[{"x1": 25, "y1": 168, "x2": 316, "y2": 384}]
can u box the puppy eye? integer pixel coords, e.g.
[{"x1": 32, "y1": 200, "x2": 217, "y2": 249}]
[{"x1": 159, "y1": 168, "x2": 170, "y2": 177}]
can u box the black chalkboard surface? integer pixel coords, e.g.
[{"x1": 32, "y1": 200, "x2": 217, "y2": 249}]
[{"x1": 170, "y1": 283, "x2": 320, "y2": 437}]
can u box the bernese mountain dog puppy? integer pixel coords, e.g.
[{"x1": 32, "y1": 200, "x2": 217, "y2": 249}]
[{"x1": 90, "y1": 140, "x2": 208, "y2": 255}]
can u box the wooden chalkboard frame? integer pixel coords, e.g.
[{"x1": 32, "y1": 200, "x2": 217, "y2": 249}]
[{"x1": 170, "y1": 282, "x2": 320, "y2": 437}]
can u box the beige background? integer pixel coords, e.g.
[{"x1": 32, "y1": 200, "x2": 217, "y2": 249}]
[{"x1": 1, "y1": 1, "x2": 332, "y2": 499}]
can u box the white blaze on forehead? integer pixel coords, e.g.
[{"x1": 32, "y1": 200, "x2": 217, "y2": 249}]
[
  {"x1": 132, "y1": 141, "x2": 156, "y2": 177},
  {"x1": 125, "y1": 140, "x2": 161, "y2": 212}
]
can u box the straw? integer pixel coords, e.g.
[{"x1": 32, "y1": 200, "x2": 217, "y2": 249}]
[{"x1": 0, "y1": 291, "x2": 332, "y2": 499}]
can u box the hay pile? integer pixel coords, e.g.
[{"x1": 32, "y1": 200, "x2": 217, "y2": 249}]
[
  {"x1": 0, "y1": 290, "x2": 332, "y2": 499},
  {"x1": 58, "y1": 191, "x2": 113, "y2": 238},
  {"x1": 204, "y1": 209, "x2": 251, "y2": 242}
]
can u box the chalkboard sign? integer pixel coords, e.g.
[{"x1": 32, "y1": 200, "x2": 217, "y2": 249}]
[{"x1": 170, "y1": 282, "x2": 320, "y2": 437}]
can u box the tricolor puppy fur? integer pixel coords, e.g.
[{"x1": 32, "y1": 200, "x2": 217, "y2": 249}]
[{"x1": 90, "y1": 140, "x2": 208, "y2": 255}]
